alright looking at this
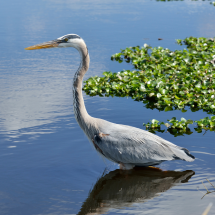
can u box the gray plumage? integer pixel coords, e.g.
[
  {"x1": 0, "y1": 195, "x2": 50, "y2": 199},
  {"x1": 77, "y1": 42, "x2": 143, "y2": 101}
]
[{"x1": 25, "y1": 34, "x2": 195, "y2": 170}]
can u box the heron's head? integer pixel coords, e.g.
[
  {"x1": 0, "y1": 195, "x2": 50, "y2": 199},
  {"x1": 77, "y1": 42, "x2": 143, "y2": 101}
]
[{"x1": 25, "y1": 34, "x2": 84, "y2": 50}]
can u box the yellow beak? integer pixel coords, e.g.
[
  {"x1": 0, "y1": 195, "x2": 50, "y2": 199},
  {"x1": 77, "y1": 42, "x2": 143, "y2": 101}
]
[{"x1": 25, "y1": 40, "x2": 59, "y2": 50}]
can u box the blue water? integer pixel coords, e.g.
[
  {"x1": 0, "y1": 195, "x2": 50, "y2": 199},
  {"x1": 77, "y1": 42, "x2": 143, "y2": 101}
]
[{"x1": 0, "y1": 0, "x2": 215, "y2": 214}]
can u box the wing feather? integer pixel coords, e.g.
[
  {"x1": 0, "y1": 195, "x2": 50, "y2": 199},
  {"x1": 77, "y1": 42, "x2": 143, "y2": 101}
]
[{"x1": 94, "y1": 120, "x2": 194, "y2": 165}]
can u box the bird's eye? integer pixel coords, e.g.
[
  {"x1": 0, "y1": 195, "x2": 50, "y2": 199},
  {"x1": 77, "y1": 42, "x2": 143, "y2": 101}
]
[{"x1": 64, "y1": 38, "x2": 68, "y2": 42}]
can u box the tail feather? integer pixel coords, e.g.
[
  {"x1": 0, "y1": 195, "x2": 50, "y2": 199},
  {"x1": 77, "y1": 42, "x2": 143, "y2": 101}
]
[
  {"x1": 173, "y1": 147, "x2": 195, "y2": 162},
  {"x1": 182, "y1": 148, "x2": 195, "y2": 160}
]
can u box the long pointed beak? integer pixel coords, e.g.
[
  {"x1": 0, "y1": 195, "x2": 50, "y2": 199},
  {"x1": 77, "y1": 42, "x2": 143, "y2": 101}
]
[{"x1": 25, "y1": 40, "x2": 59, "y2": 50}]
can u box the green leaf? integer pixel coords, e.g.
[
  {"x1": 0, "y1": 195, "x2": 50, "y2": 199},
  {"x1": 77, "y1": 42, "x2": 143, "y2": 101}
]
[
  {"x1": 181, "y1": 117, "x2": 186, "y2": 122},
  {"x1": 186, "y1": 119, "x2": 193, "y2": 124},
  {"x1": 151, "y1": 119, "x2": 159, "y2": 124},
  {"x1": 157, "y1": 93, "x2": 162, "y2": 98},
  {"x1": 181, "y1": 109, "x2": 187, "y2": 113},
  {"x1": 139, "y1": 84, "x2": 146, "y2": 92},
  {"x1": 165, "y1": 106, "x2": 173, "y2": 112},
  {"x1": 164, "y1": 123, "x2": 170, "y2": 127},
  {"x1": 175, "y1": 95, "x2": 180, "y2": 100},
  {"x1": 209, "y1": 121, "x2": 215, "y2": 127}
]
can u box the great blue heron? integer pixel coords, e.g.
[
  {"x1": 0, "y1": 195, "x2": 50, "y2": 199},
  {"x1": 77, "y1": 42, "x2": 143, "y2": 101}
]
[{"x1": 25, "y1": 34, "x2": 195, "y2": 170}]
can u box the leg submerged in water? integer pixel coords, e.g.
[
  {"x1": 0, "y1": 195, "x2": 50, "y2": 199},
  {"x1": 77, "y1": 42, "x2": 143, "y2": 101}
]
[{"x1": 119, "y1": 163, "x2": 135, "y2": 170}]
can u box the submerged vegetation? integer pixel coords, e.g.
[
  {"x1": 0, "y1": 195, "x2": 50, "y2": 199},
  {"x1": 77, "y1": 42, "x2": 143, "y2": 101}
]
[{"x1": 83, "y1": 37, "x2": 215, "y2": 135}]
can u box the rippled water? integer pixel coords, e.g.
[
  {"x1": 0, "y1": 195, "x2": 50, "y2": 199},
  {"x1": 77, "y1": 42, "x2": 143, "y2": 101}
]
[{"x1": 0, "y1": 0, "x2": 215, "y2": 214}]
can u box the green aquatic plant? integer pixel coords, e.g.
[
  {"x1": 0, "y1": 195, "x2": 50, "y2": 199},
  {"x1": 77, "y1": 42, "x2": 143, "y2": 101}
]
[
  {"x1": 142, "y1": 119, "x2": 165, "y2": 134},
  {"x1": 167, "y1": 117, "x2": 193, "y2": 128},
  {"x1": 142, "y1": 116, "x2": 215, "y2": 136},
  {"x1": 166, "y1": 127, "x2": 193, "y2": 137},
  {"x1": 165, "y1": 117, "x2": 193, "y2": 137},
  {"x1": 84, "y1": 37, "x2": 215, "y2": 115},
  {"x1": 143, "y1": 117, "x2": 193, "y2": 129},
  {"x1": 83, "y1": 37, "x2": 215, "y2": 135},
  {"x1": 195, "y1": 116, "x2": 215, "y2": 127},
  {"x1": 143, "y1": 119, "x2": 164, "y2": 128},
  {"x1": 143, "y1": 117, "x2": 193, "y2": 137},
  {"x1": 194, "y1": 116, "x2": 215, "y2": 133}
]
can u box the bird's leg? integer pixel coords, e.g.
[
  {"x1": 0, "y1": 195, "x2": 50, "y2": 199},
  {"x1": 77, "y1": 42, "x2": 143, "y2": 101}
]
[
  {"x1": 148, "y1": 166, "x2": 162, "y2": 170},
  {"x1": 119, "y1": 163, "x2": 135, "y2": 170}
]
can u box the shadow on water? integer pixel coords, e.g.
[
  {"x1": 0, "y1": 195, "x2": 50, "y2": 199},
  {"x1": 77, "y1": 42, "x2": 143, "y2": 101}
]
[{"x1": 78, "y1": 167, "x2": 195, "y2": 215}]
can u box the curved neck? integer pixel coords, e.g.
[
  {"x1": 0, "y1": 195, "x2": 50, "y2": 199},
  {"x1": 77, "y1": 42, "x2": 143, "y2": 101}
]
[{"x1": 73, "y1": 41, "x2": 91, "y2": 130}]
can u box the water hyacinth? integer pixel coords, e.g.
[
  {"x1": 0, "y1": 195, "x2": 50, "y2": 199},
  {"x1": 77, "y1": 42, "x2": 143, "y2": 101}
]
[
  {"x1": 83, "y1": 37, "x2": 215, "y2": 134},
  {"x1": 143, "y1": 117, "x2": 193, "y2": 137},
  {"x1": 143, "y1": 116, "x2": 215, "y2": 136},
  {"x1": 84, "y1": 37, "x2": 215, "y2": 114}
]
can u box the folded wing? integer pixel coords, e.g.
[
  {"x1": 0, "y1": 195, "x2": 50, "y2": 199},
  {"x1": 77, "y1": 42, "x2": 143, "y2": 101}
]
[{"x1": 94, "y1": 120, "x2": 195, "y2": 166}]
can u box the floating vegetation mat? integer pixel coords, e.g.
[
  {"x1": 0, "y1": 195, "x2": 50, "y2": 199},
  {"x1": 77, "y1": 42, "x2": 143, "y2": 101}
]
[{"x1": 83, "y1": 37, "x2": 215, "y2": 135}]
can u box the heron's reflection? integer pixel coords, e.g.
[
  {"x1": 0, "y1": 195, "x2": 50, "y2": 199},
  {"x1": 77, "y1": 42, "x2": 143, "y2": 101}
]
[{"x1": 78, "y1": 167, "x2": 195, "y2": 215}]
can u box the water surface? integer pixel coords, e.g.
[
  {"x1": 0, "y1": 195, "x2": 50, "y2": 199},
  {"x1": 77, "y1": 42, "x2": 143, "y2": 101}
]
[{"x1": 0, "y1": 0, "x2": 215, "y2": 214}]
